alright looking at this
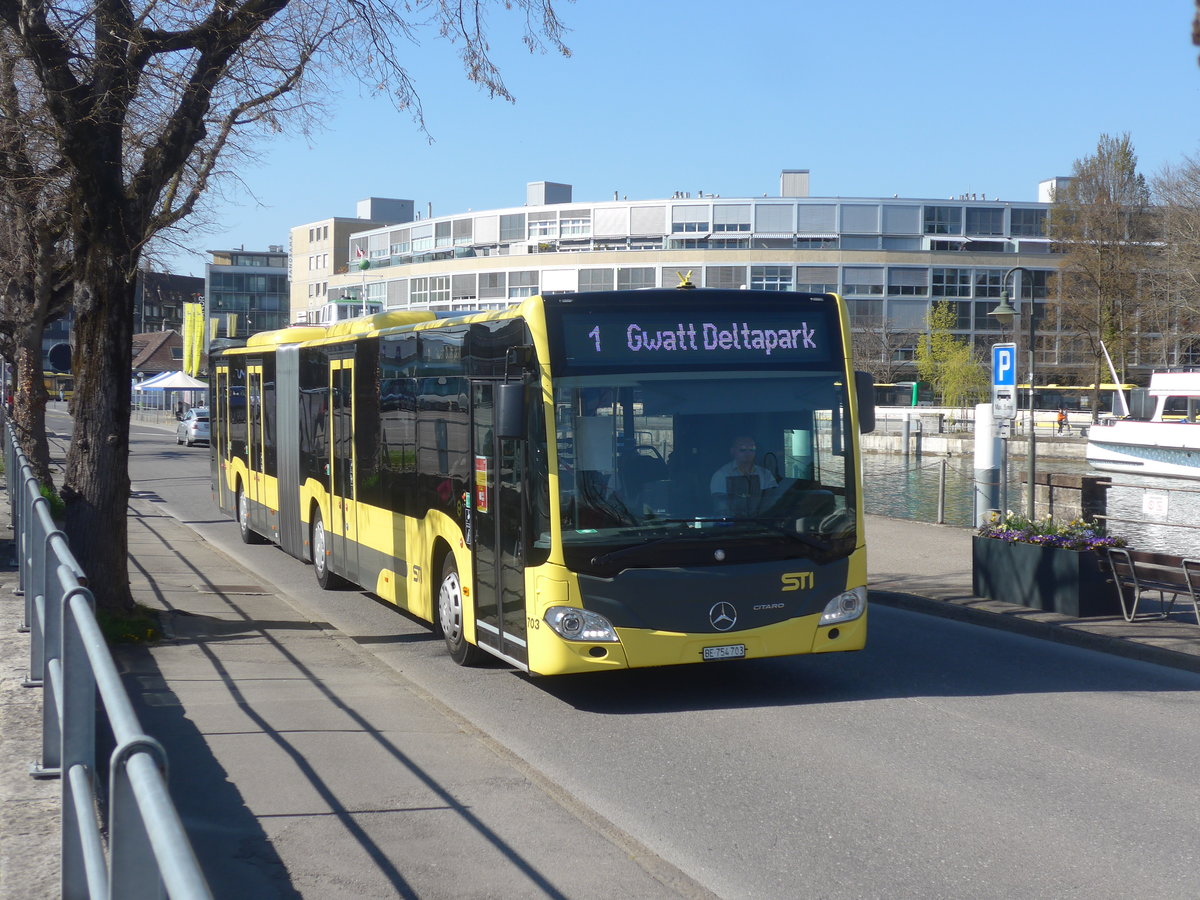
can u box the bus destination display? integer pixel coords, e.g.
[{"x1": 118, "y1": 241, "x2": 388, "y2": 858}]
[{"x1": 559, "y1": 309, "x2": 835, "y2": 368}]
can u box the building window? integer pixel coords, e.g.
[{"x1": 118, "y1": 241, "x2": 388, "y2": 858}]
[
  {"x1": 965, "y1": 207, "x2": 1004, "y2": 236},
  {"x1": 1029, "y1": 270, "x2": 1050, "y2": 300},
  {"x1": 796, "y1": 266, "x2": 838, "y2": 293},
  {"x1": 750, "y1": 266, "x2": 792, "y2": 291},
  {"x1": 629, "y1": 238, "x2": 663, "y2": 251},
  {"x1": 508, "y1": 270, "x2": 538, "y2": 298},
  {"x1": 842, "y1": 235, "x2": 880, "y2": 251},
  {"x1": 579, "y1": 269, "x2": 614, "y2": 292},
  {"x1": 528, "y1": 216, "x2": 556, "y2": 239},
  {"x1": 974, "y1": 269, "x2": 1004, "y2": 298},
  {"x1": 932, "y1": 268, "x2": 972, "y2": 297},
  {"x1": 427, "y1": 275, "x2": 450, "y2": 304},
  {"x1": 713, "y1": 204, "x2": 751, "y2": 232},
  {"x1": 848, "y1": 299, "x2": 883, "y2": 328},
  {"x1": 480, "y1": 273, "x2": 506, "y2": 299},
  {"x1": 411, "y1": 224, "x2": 434, "y2": 252},
  {"x1": 671, "y1": 206, "x2": 709, "y2": 233},
  {"x1": 843, "y1": 266, "x2": 884, "y2": 295},
  {"x1": 560, "y1": 214, "x2": 591, "y2": 237},
  {"x1": 974, "y1": 300, "x2": 1004, "y2": 331},
  {"x1": 705, "y1": 266, "x2": 746, "y2": 290},
  {"x1": 500, "y1": 213, "x2": 526, "y2": 242},
  {"x1": 410, "y1": 277, "x2": 430, "y2": 306},
  {"x1": 795, "y1": 237, "x2": 838, "y2": 250},
  {"x1": 923, "y1": 206, "x2": 962, "y2": 235},
  {"x1": 1011, "y1": 208, "x2": 1047, "y2": 237},
  {"x1": 451, "y1": 273, "x2": 476, "y2": 300},
  {"x1": 617, "y1": 267, "x2": 655, "y2": 290},
  {"x1": 887, "y1": 268, "x2": 929, "y2": 296}
]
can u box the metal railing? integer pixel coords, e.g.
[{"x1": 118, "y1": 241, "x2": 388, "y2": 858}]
[{"x1": 6, "y1": 420, "x2": 212, "y2": 899}]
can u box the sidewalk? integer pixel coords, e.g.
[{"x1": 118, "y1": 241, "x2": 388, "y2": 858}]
[
  {"x1": 866, "y1": 514, "x2": 1200, "y2": 673},
  {"x1": 6, "y1": 469, "x2": 1200, "y2": 896}
]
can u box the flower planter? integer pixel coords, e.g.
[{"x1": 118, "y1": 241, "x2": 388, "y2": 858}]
[{"x1": 971, "y1": 536, "x2": 1122, "y2": 617}]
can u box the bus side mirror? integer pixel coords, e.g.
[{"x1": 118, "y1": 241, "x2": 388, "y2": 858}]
[
  {"x1": 496, "y1": 382, "x2": 526, "y2": 440},
  {"x1": 854, "y1": 371, "x2": 876, "y2": 434}
]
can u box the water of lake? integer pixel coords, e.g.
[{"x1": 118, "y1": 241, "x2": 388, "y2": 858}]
[{"x1": 861, "y1": 452, "x2": 1200, "y2": 557}]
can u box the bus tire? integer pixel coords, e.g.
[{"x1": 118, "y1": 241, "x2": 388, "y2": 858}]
[
  {"x1": 236, "y1": 485, "x2": 264, "y2": 545},
  {"x1": 437, "y1": 554, "x2": 483, "y2": 666},
  {"x1": 310, "y1": 509, "x2": 346, "y2": 589}
]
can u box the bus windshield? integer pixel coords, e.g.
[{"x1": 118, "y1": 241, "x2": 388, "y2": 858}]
[{"x1": 553, "y1": 369, "x2": 857, "y2": 574}]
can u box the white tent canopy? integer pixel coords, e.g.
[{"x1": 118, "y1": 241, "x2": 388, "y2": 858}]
[{"x1": 135, "y1": 370, "x2": 207, "y2": 391}]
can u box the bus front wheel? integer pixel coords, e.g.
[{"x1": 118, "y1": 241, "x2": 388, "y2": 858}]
[
  {"x1": 438, "y1": 555, "x2": 483, "y2": 666},
  {"x1": 310, "y1": 510, "x2": 346, "y2": 590}
]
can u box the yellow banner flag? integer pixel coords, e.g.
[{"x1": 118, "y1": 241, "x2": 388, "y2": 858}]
[{"x1": 190, "y1": 304, "x2": 205, "y2": 376}]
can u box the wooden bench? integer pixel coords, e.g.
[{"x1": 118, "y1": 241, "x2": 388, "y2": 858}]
[{"x1": 1105, "y1": 548, "x2": 1200, "y2": 624}]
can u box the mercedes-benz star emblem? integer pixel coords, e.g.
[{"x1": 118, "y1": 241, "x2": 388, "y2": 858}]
[{"x1": 709, "y1": 602, "x2": 737, "y2": 631}]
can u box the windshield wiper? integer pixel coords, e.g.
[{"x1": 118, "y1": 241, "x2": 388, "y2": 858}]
[
  {"x1": 589, "y1": 533, "x2": 702, "y2": 569},
  {"x1": 737, "y1": 517, "x2": 834, "y2": 552}
]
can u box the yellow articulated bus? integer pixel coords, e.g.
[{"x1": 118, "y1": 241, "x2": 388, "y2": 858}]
[{"x1": 209, "y1": 288, "x2": 876, "y2": 675}]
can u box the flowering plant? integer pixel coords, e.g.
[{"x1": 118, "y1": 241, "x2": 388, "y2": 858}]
[{"x1": 977, "y1": 512, "x2": 1126, "y2": 551}]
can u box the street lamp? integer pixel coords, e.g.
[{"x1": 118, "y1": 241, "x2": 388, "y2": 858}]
[{"x1": 988, "y1": 267, "x2": 1036, "y2": 519}]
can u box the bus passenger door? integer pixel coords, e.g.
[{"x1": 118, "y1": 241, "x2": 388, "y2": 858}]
[
  {"x1": 471, "y1": 382, "x2": 529, "y2": 667},
  {"x1": 246, "y1": 363, "x2": 265, "y2": 532},
  {"x1": 328, "y1": 357, "x2": 358, "y2": 583},
  {"x1": 213, "y1": 364, "x2": 231, "y2": 510}
]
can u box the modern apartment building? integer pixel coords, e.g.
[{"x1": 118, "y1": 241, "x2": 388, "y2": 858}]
[
  {"x1": 301, "y1": 173, "x2": 1069, "y2": 379},
  {"x1": 205, "y1": 247, "x2": 290, "y2": 339}
]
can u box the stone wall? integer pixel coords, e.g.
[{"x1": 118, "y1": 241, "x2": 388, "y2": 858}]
[{"x1": 1023, "y1": 473, "x2": 1110, "y2": 523}]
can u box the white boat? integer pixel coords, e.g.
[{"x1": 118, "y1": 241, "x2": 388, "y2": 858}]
[{"x1": 1086, "y1": 369, "x2": 1200, "y2": 479}]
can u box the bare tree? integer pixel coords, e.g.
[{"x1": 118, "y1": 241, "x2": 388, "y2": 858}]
[
  {"x1": 0, "y1": 38, "x2": 72, "y2": 486},
  {"x1": 1050, "y1": 133, "x2": 1154, "y2": 416},
  {"x1": 1147, "y1": 154, "x2": 1200, "y2": 366},
  {"x1": 851, "y1": 321, "x2": 920, "y2": 385},
  {"x1": 0, "y1": 0, "x2": 570, "y2": 617}
]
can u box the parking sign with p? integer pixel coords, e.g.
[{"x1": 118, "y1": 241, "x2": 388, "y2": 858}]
[{"x1": 992, "y1": 343, "x2": 1016, "y2": 421}]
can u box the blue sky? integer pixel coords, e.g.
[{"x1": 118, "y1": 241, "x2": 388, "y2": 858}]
[{"x1": 164, "y1": 0, "x2": 1200, "y2": 276}]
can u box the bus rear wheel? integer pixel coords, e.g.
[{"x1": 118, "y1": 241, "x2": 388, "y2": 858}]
[
  {"x1": 437, "y1": 555, "x2": 483, "y2": 666},
  {"x1": 236, "y1": 485, "x2": 264, "y2": 545},
  {"x1": 310, "y1": 509, "x2": 346, "y2": 590}
]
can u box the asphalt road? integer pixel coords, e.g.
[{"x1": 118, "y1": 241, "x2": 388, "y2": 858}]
[{"x1": 119, "y1": 413, "x2": 1200, "y2": 900}]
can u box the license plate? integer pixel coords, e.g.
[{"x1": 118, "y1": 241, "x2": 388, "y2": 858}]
[{"x1": 702, "y1": 643, "x2": 746, "y2": 661}]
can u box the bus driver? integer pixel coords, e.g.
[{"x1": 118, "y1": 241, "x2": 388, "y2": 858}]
[{"x1": 710, "y1": 435, "x2": 778, "y2": 516}]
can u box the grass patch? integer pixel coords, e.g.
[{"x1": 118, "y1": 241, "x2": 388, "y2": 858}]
[
  {"x1": 97, "y1": 604, "x2": 162, "y2": 644},
  {"x1": 40, "y1": 484, "x2": 65, "y2": 520}
]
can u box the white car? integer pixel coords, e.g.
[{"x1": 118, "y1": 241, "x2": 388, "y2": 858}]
[{"x1": 176, "y1": 407, "x2": 210, "y2": 447}]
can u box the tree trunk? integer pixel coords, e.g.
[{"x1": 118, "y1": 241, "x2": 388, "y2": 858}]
[
  {"x1": 61, "y1": 266, "x2": 135, "y2": 618},
  {"x1": 12, "y1": 328, "x2": 54, "y2": 487}
]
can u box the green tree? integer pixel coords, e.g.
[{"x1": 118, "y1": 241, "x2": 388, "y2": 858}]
[
  {"x1": 0, "y1": 0, "x2": 569, "y2": 618},
  {"x1": 916, "y1": 300, "x2": 988, "y2": 409},
  {"x1": 1050, "y1": 133, "x2": 1153, "y2": 415}
]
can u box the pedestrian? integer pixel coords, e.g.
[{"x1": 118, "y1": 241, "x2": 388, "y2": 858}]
[{"x1": 1056, "y1": 408, "x2": 1068, "y2": 434}]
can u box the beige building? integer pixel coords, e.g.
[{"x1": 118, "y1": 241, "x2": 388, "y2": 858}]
[{"x1": 289, "y1": 197, "x2": 415, "y2": 323}]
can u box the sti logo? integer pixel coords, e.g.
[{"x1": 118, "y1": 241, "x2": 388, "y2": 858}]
[{"x1": 781, "y1": 571, "x2": 814, "y2": 592}]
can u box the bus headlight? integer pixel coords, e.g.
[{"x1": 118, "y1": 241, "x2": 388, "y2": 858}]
[
  {"x1": 544, "y1": 606, "x2": 619, "y2": 642},
  {"x1": 820, "y1": 587, "x2": 866, "y2": 625}
]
